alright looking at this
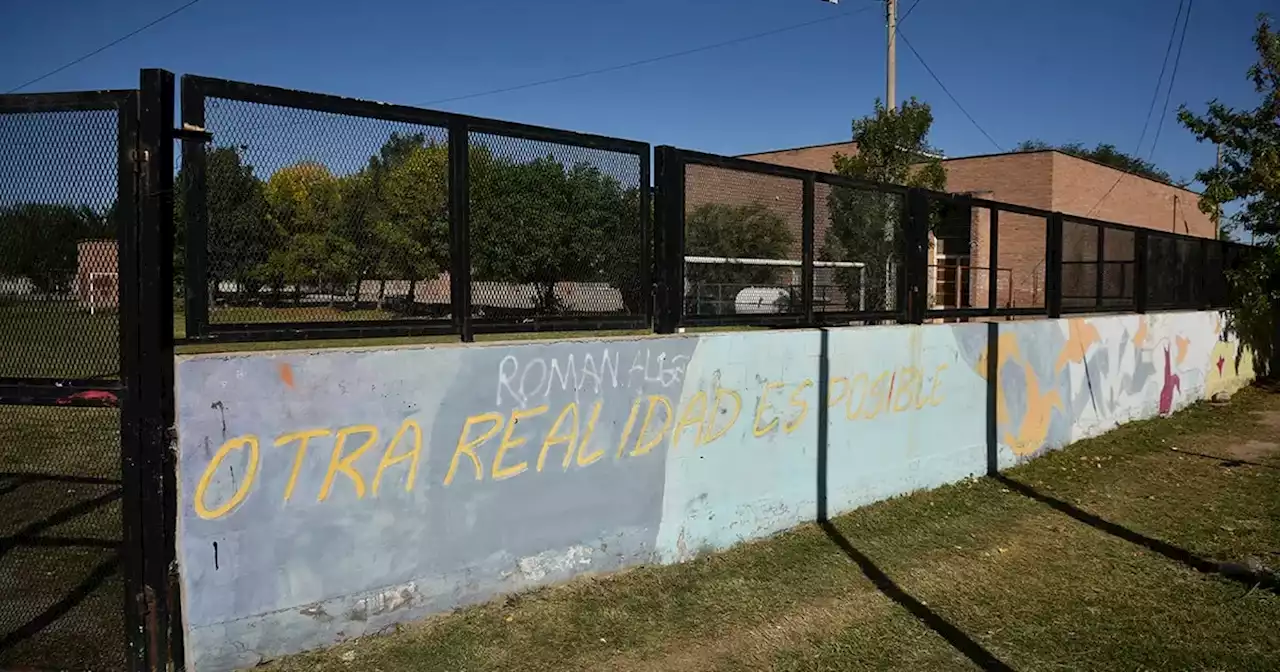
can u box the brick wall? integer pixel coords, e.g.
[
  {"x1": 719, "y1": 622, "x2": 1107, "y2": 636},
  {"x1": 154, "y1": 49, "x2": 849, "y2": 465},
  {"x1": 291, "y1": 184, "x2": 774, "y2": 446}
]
[
  {"x1": 1049, "y1": 152, "x2": 1214, "y2": 238},
  {"x1": 942, "y1": 153, "x2": 1055, "y2": 309},
  {"x1": 76, "y1": 239, "x2": 119, "y2": 310}
]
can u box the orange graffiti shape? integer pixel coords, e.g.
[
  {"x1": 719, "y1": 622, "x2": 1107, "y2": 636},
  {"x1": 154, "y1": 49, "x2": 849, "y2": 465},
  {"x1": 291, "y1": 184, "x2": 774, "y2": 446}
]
[
  {"x1": 1175, "y1": 336, "x2": 1190, "y2": 365},
  {"x1": 1133, "y1": 319, "x2": 1149, "y2": 347},
  {"x1": 278, "y1": 363, "x2": 295, "y2": 389},
  {"x1": 978, "y1": 332, "x2": 1065, "y2": 457},
  {"x1": 1055, "y1": 319, "x2": 1101, "y2": 372}
]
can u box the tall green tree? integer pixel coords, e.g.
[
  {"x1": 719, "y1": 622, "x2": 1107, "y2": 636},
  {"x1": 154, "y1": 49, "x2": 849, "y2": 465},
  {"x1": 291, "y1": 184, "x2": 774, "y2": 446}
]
[
  {"x1": 469, "y1": 151, "x2": 633, "y2": 314},
  {"x1": 1178, "y1": 12, "x2": 1280, "y2": 375},
  {"x1": 824, "y1": 98, "x2": 947, "y2": 311},
  {"x1": 260, "y1": 161, "x2": 353, "y2": 303},
  {"x1": 375, "y1": 141, "x2": 449, "y2": 307},
  {"x1": 0, "y1": 203, "x2": 111, "y2": 293},
  {"x1": 1014, "y1": 140, "x2": 1176, "y2": 185},
  {"x1": 327, "y1": 133, "x2": 449, "y2": 311},
  {"x1": 174, "y1": 147, "x2": 272, "y2": 300}
]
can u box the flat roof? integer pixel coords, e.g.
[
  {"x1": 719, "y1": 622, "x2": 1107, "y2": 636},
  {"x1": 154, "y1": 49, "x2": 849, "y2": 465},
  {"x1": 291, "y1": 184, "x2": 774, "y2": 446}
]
[{"x1": 738, "y1": 141, "x2": 1202, "y2": 197}]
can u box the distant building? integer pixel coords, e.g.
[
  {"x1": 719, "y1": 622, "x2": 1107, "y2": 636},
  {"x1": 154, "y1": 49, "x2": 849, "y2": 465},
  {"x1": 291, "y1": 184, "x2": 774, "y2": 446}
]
[
  {"x1": 704, "y1": 142, "x2": 1218, "y2": 311},
  {"x1": 76, "y1": 240, "x2": 119, "y2": 312}
]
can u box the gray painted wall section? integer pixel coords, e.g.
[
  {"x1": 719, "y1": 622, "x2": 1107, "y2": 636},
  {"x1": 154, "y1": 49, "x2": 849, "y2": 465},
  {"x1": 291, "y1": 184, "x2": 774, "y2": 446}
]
[{"x1": 175, "y1": 337, "x2": 698, "y2": 670}]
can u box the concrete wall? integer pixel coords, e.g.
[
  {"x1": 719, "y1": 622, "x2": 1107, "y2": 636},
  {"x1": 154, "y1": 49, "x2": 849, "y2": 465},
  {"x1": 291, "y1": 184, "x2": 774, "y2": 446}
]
[{"x1": 173, "y1": 311, "x2": 1255, "y2": 670}]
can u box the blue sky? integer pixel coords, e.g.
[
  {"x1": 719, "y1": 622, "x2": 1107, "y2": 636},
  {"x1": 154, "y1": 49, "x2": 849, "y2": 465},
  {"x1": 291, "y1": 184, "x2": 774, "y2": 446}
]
[{"x1": 0, "y1": 0, "x2": 1270, "y2": 191}]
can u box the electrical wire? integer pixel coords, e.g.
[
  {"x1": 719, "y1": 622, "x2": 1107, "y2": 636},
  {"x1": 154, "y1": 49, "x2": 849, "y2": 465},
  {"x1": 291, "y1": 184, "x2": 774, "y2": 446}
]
[
  {"x1": 899, "y1": 0, "x2": 926, "y2": 25},
  {"x1": 1135, "y1": 0, "x2": 1186, "y2": 157},
  {"x1": 421, "y1": 6, "x2": 877, "y2": 106},
  {"x1": 4, "y1": 0, "x2": 204, "y2": 94},
  {"x1": 1146, "y1": 0, "x2": 1194, "y2": 161},
  {"x1": 1087, "y1": 0, "x2": 1193, "y2": 216},
  {"x1": 897, "y1": 28, "x2": 1004, "y2": 151}
]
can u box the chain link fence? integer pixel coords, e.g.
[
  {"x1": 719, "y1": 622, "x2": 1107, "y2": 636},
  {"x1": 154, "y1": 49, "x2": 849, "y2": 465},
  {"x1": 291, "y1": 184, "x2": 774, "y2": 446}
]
[{"x1": 1, "y1": 93, "x2": 131, "y2": 672}]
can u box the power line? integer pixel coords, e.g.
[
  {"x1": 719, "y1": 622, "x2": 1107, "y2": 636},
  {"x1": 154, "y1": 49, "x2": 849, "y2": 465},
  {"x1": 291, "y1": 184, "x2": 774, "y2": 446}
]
[
  {"x1": 422, "y1": 6, "x2": 877, "y2": 106},
  {"x1": 1087, "y1": 0, "x2": 1193, "y2": 216},
  {"x1": 1146, "y1": 0, "x2": 1194, "y2": 160},
  {"x1": 897, "y1": 28, "x2": 1003, "y2": 152},
  {"x1": 898, "y1": 0, "x2": 926, "y2": 25},
  {"x1": 4, "y1": 0, "x2": 204, "y2": 94},
  {"x1": 1135, "y1": 0, "x2": 1186, "y2": 157}
]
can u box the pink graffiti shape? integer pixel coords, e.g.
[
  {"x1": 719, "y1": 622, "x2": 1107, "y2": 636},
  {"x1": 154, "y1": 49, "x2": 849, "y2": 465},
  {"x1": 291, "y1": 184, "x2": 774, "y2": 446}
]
[
  {"x1": 1217, "y1": 356, "x2": 1226, "y2": 376},
  {"x1": 1159, "y1": 347, "x2": 1181, "y2": 416},
  {"x1": 56, "y1": 390, "x2": 119, "y2": 407}
]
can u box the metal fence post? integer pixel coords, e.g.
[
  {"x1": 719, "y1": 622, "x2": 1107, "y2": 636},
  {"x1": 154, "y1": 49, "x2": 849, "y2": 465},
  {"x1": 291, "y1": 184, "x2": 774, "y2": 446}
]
[
  {"x1": 180, "y1": 79, "x2": 207, "y2": 341},
  {"x1": 137, "y1": 67, "x2": 179, "y2": 671},
  {"x1": 639, "y1": 149, "x2": 653, "y2": 330},
  {"x1": 801, "y1": 176, "x2": 815, "y2": 325},
  {"x1": 113, "y1": 87, "x2": 151, "y2": 672},
  {"x1": 988, "y1": 208, "x2": 1000, "y2": 315},
  {"x1": 1134, "y1": 229, "x2": 1149, "y2": 313},
  {"x1": 1046, "y1": 212, "x2": 1064, "y2": 319},
  {"x1": 1094, "y1": 224, "x2": 1105, "y2": 310},
  {"x1": 448, "y1": 120, "x2": 473, "y2": 342},
  {"x1": 653, "y1": 146, "x2": 683, "y2": 334},
  {"x1": 905, "y1": 188, "x2": 929, "y2": 324}
]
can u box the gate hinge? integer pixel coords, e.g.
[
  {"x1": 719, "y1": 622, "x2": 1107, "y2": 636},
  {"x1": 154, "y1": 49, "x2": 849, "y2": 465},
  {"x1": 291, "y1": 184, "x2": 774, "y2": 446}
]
[{"x1": 171, "y1": 123, "x2": 212, "y2": 143}]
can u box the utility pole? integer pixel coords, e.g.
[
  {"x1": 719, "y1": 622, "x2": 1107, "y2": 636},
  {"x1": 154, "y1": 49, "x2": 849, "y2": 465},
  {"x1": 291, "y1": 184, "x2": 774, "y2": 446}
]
[
  {"x1": 886, "y1": 0, "x2": 897, "y2": 111},
  {"x1": 820, "y1": 0, "x2": 897, "y2": 110}
]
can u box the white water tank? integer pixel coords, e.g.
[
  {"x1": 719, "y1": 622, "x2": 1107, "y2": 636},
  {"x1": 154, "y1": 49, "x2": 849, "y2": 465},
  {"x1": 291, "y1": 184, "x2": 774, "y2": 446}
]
[{"x1": 734, "y1": 287, "x2": 788, "y2": 314}]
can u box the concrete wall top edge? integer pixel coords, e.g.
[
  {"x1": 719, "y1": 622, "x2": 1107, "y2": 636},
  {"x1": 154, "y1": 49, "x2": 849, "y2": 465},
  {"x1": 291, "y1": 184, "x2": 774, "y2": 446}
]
[
  {"x1": 176, "y1": 321, "x2": 951, "y2": 362},
  {"x1": 176, "y1": 312, "x2": 1229, "y2": 363}
]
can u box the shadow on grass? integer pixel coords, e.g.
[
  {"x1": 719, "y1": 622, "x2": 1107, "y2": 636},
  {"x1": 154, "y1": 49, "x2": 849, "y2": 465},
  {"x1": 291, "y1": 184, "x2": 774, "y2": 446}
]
[
  {"x1": 1, "y1": 473, "x2": 124, "y2": 665},
  {"x1": 1170, "y1": 449, "x2": 1280, "y2": 471},
  {"x1": 0, "y1": 472, "x2": 120, "y2": 498},
  {"x1": 0, "y1": 488, "x2": 121, "y2": 560},
  {"x1": 815, "y1": 327, "x2": 1016, "y2": 672},
  {"x1": 0, "y1": 552, "x2": 120, "y2": 655},
  {"x1": 991, "y1": 473, "x2": 1280, "y2": 594}
]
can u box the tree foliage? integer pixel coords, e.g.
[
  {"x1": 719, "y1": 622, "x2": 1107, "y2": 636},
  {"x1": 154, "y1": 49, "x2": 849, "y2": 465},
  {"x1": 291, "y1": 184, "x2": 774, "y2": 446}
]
[
  {"x1": 11, "y1": 131, "x2": 646, "y2": 317},
  {"x1": 1178, "y1": 13, "x2": 1280, "y2": 375},
  {"x1": 825, "y1": 98, "x2": 946, "y2": 310},
  {"x1": 0, "y1": 203, "x2": 111, "y2": 292},
  {"x1": 1014, "y1": 140, "x2": 1176, "y2": 185},
  {"x1": 174, "y1": 147, "x2": 272, "y2": 297},
  {"x1": 470, "y1": 149, "x2": 640, "y2": 313},
  {"x1": 684, "y1": 202, "x2": 795, "y2": 288}
]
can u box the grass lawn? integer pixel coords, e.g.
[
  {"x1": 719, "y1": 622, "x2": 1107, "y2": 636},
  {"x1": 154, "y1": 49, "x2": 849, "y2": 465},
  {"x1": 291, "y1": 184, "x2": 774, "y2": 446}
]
[
  {"x1": 263, "y1": 385, "x2": 1280, "y2": 672},
  {"x1": 0, "y1": 404, "x2": 125, "y2": 671},
  {"x1": 1, "y1": 299, "x2": 762, "y2": 364}
]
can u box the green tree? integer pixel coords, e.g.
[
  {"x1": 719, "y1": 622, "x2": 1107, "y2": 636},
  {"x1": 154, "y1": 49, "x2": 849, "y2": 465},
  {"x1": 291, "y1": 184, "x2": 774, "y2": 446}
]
[
  {"x1": 1014, "y1": 140, "x2": 1176, "y2": 185},
  {"x1": 174, "y1": 147, "x2": 272, "y2": 301},
  {"x1": 260, "y1": 161, "x2": 353, "y2": 304},
  {"x1": 1178, "y1": 13, "x2": 1280, "y2": 375},
  {"x1": 825, "y1": 98, "x2": 947, "y2": 311},
  {"x1": 0, "y1": 203, "x2": 111, "y2": 293},
  {"x1": 685, "y1": 202, "x2": 794, "y2": 286},
  {"x1": 469, "y1": 151, "x2": 633, "y2": 314},
  {"x1": 373, "y1": 141, "x2": 449, "y2": 309}
]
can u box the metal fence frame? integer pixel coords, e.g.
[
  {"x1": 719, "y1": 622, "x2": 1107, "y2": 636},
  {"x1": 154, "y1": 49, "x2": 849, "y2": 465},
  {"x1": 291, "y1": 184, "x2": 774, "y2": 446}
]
[
  {"x1": 0, "y1": 81, "x2": 178, "y2": 671},
  {"x1": 653, "y1": 145, "x2": 1251, "y2": 332},
  {"x1": 654, "y1": 145, "x2": 911, "y2": 331},
  {"x1": 180, "y1": 75, "x2": 652, "y2": 344}
]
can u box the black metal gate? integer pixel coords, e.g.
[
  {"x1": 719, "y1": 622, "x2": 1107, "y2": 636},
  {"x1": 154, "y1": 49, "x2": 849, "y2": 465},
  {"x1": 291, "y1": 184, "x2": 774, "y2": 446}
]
[{"x1": 0, "y1": 74, "x2": 179, "y2": 672}]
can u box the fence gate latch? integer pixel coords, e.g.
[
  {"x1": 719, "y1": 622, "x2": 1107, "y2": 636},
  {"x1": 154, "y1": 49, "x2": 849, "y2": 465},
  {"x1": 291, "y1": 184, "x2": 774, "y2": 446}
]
[{"x1": 170, "y1": 123, "x2": 212, "y2": 143}]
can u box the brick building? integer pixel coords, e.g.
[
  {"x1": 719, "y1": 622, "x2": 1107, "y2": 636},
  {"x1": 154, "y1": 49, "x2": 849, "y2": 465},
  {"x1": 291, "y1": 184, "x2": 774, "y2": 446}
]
[{"x1": 716, "y1": 142, "x2": 1217, "y2": 311}]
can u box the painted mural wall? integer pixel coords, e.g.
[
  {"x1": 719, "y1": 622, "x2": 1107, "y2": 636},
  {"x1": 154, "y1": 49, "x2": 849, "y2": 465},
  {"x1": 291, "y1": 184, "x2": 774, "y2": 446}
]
[{"x1": 173, "y1": 310, "x2": 1253, "y2": 670}]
